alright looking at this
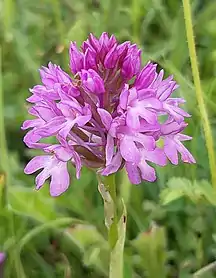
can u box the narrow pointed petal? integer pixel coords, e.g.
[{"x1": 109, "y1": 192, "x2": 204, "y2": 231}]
[
  {"x1": 105, "y1": 134, "x2": 114, "y2": 166},
  {"x1": 164, "y1": 138, "x2": 178, "y2": 165},
  {"x1": 35, "y1": 169, "x2": 51, "y2": 190},
  {"x1": 24, "y1": 156, "x2": 50, "y2": 174}
]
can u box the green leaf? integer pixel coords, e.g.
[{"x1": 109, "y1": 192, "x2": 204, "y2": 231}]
[
  {"x1": 194, "y1": 180, "x2": 216, "y2": 206},
  {"x1": 132, "y1": 224, "x2": 167, "y2": 278},
  {"x1": 160, "y1": 178, "x2": 192, "y2": 205},
  {"x1": 67, "y1": 224, "x2": 106, "y2": 249},
  {"x1": 160, "y1": 177, "x2": 216, "y2": 206},
  {"x1": 8, "y1": 185, "x2": 57, "y2": 221},
  {"x1": 83, "y1": 245, "x2": 108, "y2": 276}
]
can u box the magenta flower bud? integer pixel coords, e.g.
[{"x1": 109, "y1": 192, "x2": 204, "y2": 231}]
[
  {"x1": 134, "y1": 62, "x2": 158, "y2": 90},
  {"x1": 121, "y1": 44, "x2": 141, "y2": 79},
  {"x1": 69, "y1": 42, "x2": 84, "y2": 74},
  {"x1": 99, "y1": 32, "x2": 117, "y2": 60},
  {"x1": 83, "y1": 48, "x2": 97, "y2": 71},
  {"x1": 80, "y1": 69, "x2": 105, "y2": 94},
  {"x1": 99, "y1": 32, "x2": 117, "y2": 50},
  {"x1": 116, "y1": 41, "x2": 130, "y2": 63},
  {"x1": 22, "y1": 33, "x2": 195, "y2": 196},
  {"x1": 88, "y1": 33, "x2": 101, "y2": 52},
  {"x1": 104, "y1": 44, "x2": 118, "y2": 69}
]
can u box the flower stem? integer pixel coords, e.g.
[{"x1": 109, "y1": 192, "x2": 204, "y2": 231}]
[
  {"x1": 99, "y1": 174, "x2": 125, "y2": 278},
  {"x1": 0, "y1": 46, "x2": 10, "y2": 208},
  {"x1": 182, "y1": 0, "x2": 216, "y2": 187}
]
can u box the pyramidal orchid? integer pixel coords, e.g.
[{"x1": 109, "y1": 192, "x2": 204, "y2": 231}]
[{"x1": 22, "y1": 33, "x2": 195, "y2": 196}]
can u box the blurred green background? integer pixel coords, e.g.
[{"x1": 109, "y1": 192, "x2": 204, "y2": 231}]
[{"x1": 1, "y1": 0, "x2": 216, "y2": 277}]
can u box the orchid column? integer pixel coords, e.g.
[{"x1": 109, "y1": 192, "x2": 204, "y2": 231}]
[{"x1": 22, "y1": 33, "x2": 195, "y2": 277}]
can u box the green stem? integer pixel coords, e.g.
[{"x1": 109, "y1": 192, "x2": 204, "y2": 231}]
[
  {"x1": 104, "y1": 174, "x2": 117, "y2": 205},
  {"x1": 0, "y1": 46, "x2": 10, "y2": 208},
  {"x1": 182, "y1": 0, "x2": 216, "y2": 187},
  {"x1": 102, "y1": 175, "x2": 124, "y2": 278},
  {"x1": 103, "y1": 175, "x2": 118, "y2": 248}
]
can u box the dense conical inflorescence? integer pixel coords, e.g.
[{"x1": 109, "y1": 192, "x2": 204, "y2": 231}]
[{"x1": 22, "y1": 33, "x2": 195, "y2": 196}]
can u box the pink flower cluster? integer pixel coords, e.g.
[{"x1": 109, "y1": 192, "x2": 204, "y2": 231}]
[{"x1": 22, "y1": 33, "x2": 195, "y2": 196}]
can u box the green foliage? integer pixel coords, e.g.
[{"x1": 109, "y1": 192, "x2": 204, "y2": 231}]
[
  {"x1": 160, "y1": 178, "x2": 216, "y2": 206},
  {"x1": 132, "y1": 225, "x2": 167, "y2": 278},
  {"x1": 1, "y1": 0, "x2": 216, "y2": 277}
]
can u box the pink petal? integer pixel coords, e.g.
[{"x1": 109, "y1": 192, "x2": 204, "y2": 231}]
[
  {"x1": 97, "y1": 108, "x2": 112, "y2": 130},
  {"x1": 137, "y1": 89, "x2": 156, "y2": 100},
  {"x1": 75, "y1": 113, "x2": 91, "y2": 126},
  {"x1": 137, "y1": 108, "x2": 157, "y2": 125},
  {"x1": 59, "y1": 121, "x2": 74, "y2": 139},
  {"x1": 35, "y1": 169, "x2": 51, "y2": 190},
  {"x1": 34, "y1": 105, "x2": 56, "y2": 121},
  {"x1": 176, "y1": 141, "x2": 196, "y2": 164},
  {"x1": 57, "y1": 103, "x2": 75, "y2": 118},
  {"x1": 24, "y1": 156, "x2": 50, "y2": 174},
  {"x1": 73, "y1": 152, "x2": 82, "y2": 179},
  {"x1": 125, "y1": 162, "x2": 141, "y2": 184},
  {"x1": 23, "y1": 130, "x2": 49, "y2": 149},
  {"x1": 170, "y1": 105, "x2": 191, "y2": 118},
  {"x1": 132, "y1": 133, "x2": 155, "y2": 151},
  {"x1": 106, "y1": 134, "x2": 114, "y2": 166},
  {"x1": 139, "y1": 159, "x2": 156, "y2": 182},
  {"x1": 164, "y1": 137, "x2": 178, "y2": 165},
  {"x1": 119, "y1": 85, "x2": 129, "y2": 110},
  {"x1": 26, "y1": 94, "x2": 42, "y2": 103},
  {"x1": 101, "y1": 152, "x2": 122, "y2": 176},
  {"x1": 138, "y1": 98, "x2": 162, "y2": 110},
  {"x1": 126, "y1": 108, "x2": 140, "y2": 129},
  {"x1": 45, "y1": 145, "x2": 73, "y2": 162},
  {"x1": 156, "y1": 82, "x2": 175, "y2": 101},
  {"x1": 152, "y1": 69, "x2": 164, "y2": 89},
  {"x1": 120, "y1": 136, "x2": 140, "y2": 163},
  {"x1": 36, "y1": 117, "x2": 65, "y2": 136},
  {"x1": 142, "y1": 148, "x2": 167, "y2": 166},
  {"x1": 50, "y1": 162, "x2": 70, "y2": 196},
  {"x1": 177, "y1": 134, "x2": 192, "y2": 141},
  {"x1": 161, "y1": 120, "x2": 187, "y2": 135},
  {"x1": 127, "y1": 87, "x2": 138, "y2": 104},
  {"x1": 21, "y1": 119, "x2": 44, "y2": 130}
]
